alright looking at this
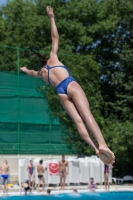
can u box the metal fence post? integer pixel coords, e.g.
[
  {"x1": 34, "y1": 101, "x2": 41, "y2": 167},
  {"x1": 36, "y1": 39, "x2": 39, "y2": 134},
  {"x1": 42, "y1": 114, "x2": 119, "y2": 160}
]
[
  {"x1": 17, "y1": 48, "x2": 20, "y2": 154},
  {"x1": 50, "y1": 114, "x2": 52, "y2": 154}
]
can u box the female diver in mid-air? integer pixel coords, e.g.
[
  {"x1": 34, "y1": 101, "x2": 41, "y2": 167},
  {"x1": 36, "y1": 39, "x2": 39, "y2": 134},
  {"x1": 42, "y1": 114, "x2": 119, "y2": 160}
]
[{"x1": 21, "y1": 6, "x2": 115, "y2": 164}]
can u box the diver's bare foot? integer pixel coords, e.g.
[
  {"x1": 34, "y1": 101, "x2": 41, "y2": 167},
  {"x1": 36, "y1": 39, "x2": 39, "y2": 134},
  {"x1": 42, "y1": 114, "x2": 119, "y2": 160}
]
[
  {"x1": 96, "y1": 151, "x2": 111, "y2": 164},
  {"x1": 99, "y1": 146, "x2": 115, "y2": 162}
]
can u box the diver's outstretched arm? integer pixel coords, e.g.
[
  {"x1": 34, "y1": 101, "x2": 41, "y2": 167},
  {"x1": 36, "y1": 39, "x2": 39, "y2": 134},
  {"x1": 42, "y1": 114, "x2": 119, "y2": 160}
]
[
  {"x1": 20, "y1": 67, "x2": 41, "y2": 78},
  {"x1": 46, "y1": 6, "x2": 59, "y2": 56}
]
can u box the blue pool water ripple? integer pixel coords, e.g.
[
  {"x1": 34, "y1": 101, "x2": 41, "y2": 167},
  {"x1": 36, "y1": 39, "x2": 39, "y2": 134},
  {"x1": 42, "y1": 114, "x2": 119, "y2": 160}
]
[{"x1": 1, "y1": 192, "x2": 133, "y2": 200}]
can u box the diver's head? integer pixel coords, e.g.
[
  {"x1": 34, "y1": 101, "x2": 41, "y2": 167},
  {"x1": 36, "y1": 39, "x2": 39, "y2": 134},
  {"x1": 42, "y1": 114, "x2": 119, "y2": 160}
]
[{"x1": 30, "y1": 49, "x2": 48, "y2": 69}]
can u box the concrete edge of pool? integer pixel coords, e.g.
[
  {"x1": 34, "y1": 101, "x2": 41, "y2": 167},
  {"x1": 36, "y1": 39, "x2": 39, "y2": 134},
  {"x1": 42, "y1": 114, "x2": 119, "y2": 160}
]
[{"x1": 1, "y1": 188, "x2": 133, "y2": 196}]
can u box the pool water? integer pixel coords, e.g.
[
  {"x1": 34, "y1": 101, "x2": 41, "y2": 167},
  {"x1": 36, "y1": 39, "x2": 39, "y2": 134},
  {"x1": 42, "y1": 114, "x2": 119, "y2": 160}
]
[{"x1": 3, "y1": 192, "x2": 133, "y2": 200}]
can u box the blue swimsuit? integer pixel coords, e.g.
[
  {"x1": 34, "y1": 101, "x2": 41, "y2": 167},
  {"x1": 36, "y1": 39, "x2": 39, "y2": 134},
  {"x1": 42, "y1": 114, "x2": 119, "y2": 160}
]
[
  {"x1": 44, "y1": 65, "x2": 76, "y2": 94},
  {"x1": 1, "y1": 174, "x2": 8, "y2": 179}
]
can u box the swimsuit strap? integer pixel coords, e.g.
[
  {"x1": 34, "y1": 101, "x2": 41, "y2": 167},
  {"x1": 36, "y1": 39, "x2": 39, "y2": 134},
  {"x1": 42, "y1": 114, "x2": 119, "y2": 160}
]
[
  {"x1": 44, "y1": 65, "x2": 70, "y2": 85},
  {"x1": 44, "y1": 65, "x2": 51, "y2": 84}
]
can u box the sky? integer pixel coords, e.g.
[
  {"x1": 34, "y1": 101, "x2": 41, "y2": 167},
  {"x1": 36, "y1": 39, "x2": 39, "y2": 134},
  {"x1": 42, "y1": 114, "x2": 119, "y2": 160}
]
[
  {"x1": 0, "y1": 0, "x2": 11, "y2": 6},
  {"x1": 0, "y1": 0, "x2": 7, "y2": 6}
]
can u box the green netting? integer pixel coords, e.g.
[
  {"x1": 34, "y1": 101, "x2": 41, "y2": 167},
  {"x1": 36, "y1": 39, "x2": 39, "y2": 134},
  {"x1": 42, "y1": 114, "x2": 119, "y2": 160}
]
[{"x1": 0, "y1": 71, "x2": 74, "y2": 154}]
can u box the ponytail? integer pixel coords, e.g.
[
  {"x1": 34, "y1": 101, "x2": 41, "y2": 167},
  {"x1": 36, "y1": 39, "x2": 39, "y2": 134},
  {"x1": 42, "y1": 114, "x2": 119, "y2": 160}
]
[{"x1": 30, "y1": 49, "x2": 48, "y2": 67}]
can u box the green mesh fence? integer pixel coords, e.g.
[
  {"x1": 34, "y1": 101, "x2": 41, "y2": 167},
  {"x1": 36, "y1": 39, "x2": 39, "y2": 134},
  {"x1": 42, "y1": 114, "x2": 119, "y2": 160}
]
[{"x1": 0, "y1": 46, "x2": 74, "y2": 154}]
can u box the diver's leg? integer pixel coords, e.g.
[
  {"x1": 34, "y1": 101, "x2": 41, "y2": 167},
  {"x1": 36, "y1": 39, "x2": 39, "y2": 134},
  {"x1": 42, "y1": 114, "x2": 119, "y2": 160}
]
[
  {"x1": 58, "y1": 94, "x2": 110, "y2": 164},
  {"x1": 66, "y1": 82, "x2": 115, "y2": 162}
]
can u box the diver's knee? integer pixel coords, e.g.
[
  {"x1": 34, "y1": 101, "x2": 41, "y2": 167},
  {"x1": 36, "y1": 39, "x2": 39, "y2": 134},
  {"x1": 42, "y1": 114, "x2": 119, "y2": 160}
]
[
  {"x1": 80, "y1": 111, "x2": 91, "y2": 121},
  {"x1": 75, "y1": 117, "x2": 83, "y2": 126}
]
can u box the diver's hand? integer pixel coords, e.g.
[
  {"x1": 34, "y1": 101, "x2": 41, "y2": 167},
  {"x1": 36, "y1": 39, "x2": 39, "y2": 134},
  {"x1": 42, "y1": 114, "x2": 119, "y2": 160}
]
[
  {"x1": 46, "y1": 6, "x2": 54, "y2": 19},
  {"x1": 20, "y1": 66, "x2": 28, "y2": 73}
]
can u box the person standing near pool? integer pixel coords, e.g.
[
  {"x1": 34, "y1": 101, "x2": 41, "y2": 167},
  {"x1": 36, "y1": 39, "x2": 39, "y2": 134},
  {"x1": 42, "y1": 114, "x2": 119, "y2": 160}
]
[
  {"x1": 37, "y1": 160, "x2": 47, "y2": 192},
  {"x1": 104, "y1": 164, "x2": 113, "y2": 191},
  {"x1": 1, "y1": 160, "x2": 10, "y2": 196},
  {"x1": 27, "y1": 160, "x2": 35, "y2": 189},
  {"x1": 20, "y1": 6, "x2": 115, "y2": 165},
  {"x1": 59, "y1": 155, "x2": 69, "y2": 190}
]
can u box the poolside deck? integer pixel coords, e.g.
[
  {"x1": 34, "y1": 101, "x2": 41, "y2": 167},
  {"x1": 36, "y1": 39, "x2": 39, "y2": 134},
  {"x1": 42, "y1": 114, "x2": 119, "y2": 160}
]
[{"x1": 0, "y1": 184, "x2": 133, "y2": 196}]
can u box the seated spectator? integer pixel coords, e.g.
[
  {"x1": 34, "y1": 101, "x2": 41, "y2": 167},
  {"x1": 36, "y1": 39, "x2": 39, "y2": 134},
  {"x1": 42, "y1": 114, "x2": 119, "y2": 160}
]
[
  {"x1": 20, "y1": 182, "x2": 32, "y2": 195},
  {"x1": 25, "y1": 179, "x2": 36, "y2": 190},
  {"x1": 88, "y1": 177, "x2": 97, "y2": 192}
]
